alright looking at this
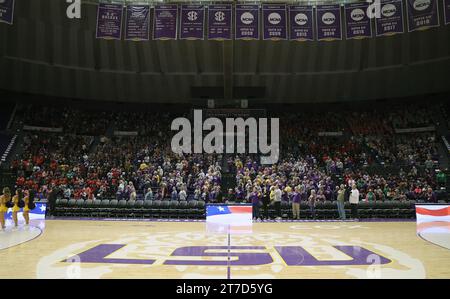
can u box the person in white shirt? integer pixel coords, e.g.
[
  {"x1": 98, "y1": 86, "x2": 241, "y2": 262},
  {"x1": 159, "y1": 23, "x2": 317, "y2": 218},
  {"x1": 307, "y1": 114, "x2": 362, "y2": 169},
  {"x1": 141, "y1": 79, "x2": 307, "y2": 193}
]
[
  {"x1": 273, "y1": 185, "x2": 282, "y2": 220},
  {"x1": 179, "y1": 189, "x2": 187, "y2": 201},
  {"x1": 349, "y1": 184, "x2": 360, "y2": 219}
]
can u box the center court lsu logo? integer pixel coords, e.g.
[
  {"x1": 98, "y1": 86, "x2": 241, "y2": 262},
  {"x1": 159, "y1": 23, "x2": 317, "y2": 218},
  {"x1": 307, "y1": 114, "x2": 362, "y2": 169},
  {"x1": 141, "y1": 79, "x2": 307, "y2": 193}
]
[{"x1": 36, "y1": 228, "x2": 426, "y2": 279}]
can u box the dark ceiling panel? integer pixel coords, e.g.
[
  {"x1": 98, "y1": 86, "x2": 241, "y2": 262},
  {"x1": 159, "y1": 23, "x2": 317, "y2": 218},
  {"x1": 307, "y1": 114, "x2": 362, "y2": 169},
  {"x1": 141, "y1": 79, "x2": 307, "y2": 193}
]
[{"x1": 0, "y1": 0, "x2": 449, "y2": 103}]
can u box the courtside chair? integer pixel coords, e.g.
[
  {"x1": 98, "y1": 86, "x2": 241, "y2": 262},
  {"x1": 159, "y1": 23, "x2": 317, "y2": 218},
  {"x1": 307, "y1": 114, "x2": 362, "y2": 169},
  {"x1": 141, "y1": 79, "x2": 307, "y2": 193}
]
[
  {"x1": 75, "y1": 200, "x2": 85, "y2": 217},
  {"x1": 197, "y1": 200, "x2": 206, "y2": 219},
  {"x1": 108, "y1": 199, "x2": 119, "y2": 218},
  {"x1": 117, "y1": 200, "x2": 128, "y2": 218},
  {"x1": 67, "y1": 199, "x2": 77, "y2": 217},
  {"x1": 126, "y1": 200, "x2": 136, "y2": 218},
  {"x1": 100, "y1": 199, "x2": 110, "y2": 218},
  {"x1": 58, "y1": 198, "x2": 69, "y2": 215},
  {"x1": 177, "y1": 201, "x2": 188, "y2": 218},
  {"x1": 143, "y1": 200, "x2": 153, "y2": 218},
  {"x1": 169, "y1": 200, "x2": 179, "y2": 219},
  {"x1": 323, "y1": 201, "x2": 335, "y2": 219},
  {"x1": 344, "y1": 202, "x2": 351, "y2": 219},
  {"x1": 373, "y1": 201, "x2": 384, "y2": 218},
  {"x1": 84, "y1": 200, "x2": 94, "y2": 217},
  {"x1": 134, "y1": 200, "x2": 144, "y2": 218},
  {"x1": 54, "y1": 199, "x2": 61, "y2": 216},
  {"x1": 366, "y1": 201, "x2": 376, "y2": 218},
  {"x1": 160, "y1": 200, "x2": 171, "y2": 219},
  {"x1": 392, "y1": 201, "x2": 402, "y2": 218},
  {"x1": 358, "y1": 201, "x2": 369, "y2": 219},
  {"x1": 385, "y1": 201, "x2": 395, "y2": 218},
  {"x1": 187, "y1": 200, "x2": 198, "y2": 218},
  {"x1": 300, "y1": 201, "x2": 308, "y2": 219},
  {"x1": 281, "y1": 201, "x2": 290, "y2": 219},
  {"x1": 92, "y1": 200, "x2": 102, "y2": 217},
  {"x1": 151, "y1": 200, "x2": 162, "y2": 218},
  {"x1": 55, "y1": 198, "x2": 66, "y2": 216},
  {"x1": 315, "y1": 201, "x2": 324, "y2": 219}
]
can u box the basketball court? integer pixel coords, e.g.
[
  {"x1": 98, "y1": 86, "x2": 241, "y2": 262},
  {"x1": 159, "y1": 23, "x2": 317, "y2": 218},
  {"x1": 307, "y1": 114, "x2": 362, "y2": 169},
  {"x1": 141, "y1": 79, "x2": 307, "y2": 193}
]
[{"x1": 1, "y1": 218, "x2": 449, "y2": 279}]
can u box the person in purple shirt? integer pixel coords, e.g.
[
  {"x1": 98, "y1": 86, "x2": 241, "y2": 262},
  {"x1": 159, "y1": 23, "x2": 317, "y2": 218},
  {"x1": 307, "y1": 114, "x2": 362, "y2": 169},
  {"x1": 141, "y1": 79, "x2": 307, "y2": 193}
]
[
  {"x1": 426, "y1": 187, "x2": 437, "y2": 203},
  {"x1": 292, "y1": 187, "x2": 301, "y2": 220},
  {"x1": 250, "y1": 188, "x2": 261, "y2": 221}
]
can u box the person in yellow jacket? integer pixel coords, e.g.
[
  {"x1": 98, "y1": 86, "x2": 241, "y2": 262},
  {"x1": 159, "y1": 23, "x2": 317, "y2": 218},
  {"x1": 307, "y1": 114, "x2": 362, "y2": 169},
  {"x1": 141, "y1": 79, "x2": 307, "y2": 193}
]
[
  {"x1": 0, "y1": 187, "x2": 12, "y2": 230},
  {"x1": 269, "y1": 186, "x2": 276, "y2": 203},
  {"x1": 11, "y1": 189, "x2": 23, "y2": 228}
]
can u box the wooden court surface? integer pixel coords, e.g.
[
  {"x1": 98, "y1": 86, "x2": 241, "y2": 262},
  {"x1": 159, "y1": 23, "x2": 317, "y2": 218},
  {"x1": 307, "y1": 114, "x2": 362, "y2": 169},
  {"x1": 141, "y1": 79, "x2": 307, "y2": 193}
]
[{"x1": 0, "y1": 220, "x2": 449, "y2": 279}]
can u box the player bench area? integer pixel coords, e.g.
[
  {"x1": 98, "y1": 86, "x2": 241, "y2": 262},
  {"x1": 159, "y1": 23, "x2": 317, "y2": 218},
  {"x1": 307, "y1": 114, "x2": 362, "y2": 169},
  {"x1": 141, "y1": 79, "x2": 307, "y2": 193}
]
[{"x1": 49, "y1": 198, "x2": 444, "y2": 220}]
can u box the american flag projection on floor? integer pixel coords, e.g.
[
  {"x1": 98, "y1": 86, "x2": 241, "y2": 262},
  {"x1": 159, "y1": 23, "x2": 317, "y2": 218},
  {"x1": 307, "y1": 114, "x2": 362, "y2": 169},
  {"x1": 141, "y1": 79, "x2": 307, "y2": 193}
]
[
  {"x1": 416, "y1": 204, "x2": 450, "y2": 250},
  {"x1": 206, "y1": 204, "x2": 253, "y2": 234}
]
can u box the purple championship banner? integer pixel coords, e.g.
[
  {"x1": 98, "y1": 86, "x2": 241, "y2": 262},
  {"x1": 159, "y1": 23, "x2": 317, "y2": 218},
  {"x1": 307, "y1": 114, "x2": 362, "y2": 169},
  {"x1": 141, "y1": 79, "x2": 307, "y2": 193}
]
[
  {"x1": 96, "y1": 3, "x2": 124, "y2": 40},
  {"x1": 345, "y1": 2, "x2": 372, "y2": 39},
  {"x1": 208, "y1": 4, "x2": 233, "y2": 40},
  {"x1": 289, "y1": 5, "x2": 314, "y2": 41},
  {"x1": 125, "y1": 5, "x2": 150, "y2": 41},
  {"x1": 406, "y1": 0, "x2": 440, "y2": 31},
  {"x1": 180, "y1": 5, "x2": 205, "y2": 40},
  {"x1": 0, "y1": 0, "x2": 14, "y2": 25},
  {"x1": 446, "y1": 0, "x2": 450, "y2": 25},
  {"x1": 235, "y1": 4, "x2": 260, "y2": 40},
  {"x1": 376, "y1": 0, "x2": 405, "y2": 36},
  {"x1": 153, "y1": 5, "x2": 178, "y2": 40},
  {"x1": 262, "y1": 4, "x2": 288, "y2": 40},
  {"x1": 316, "y1": 4, "x2": 342, "y2": 41}
]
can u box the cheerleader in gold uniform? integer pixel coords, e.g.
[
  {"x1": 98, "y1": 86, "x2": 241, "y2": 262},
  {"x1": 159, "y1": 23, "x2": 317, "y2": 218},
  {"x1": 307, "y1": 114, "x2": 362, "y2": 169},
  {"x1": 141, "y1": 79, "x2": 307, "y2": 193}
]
[
  {"x1": 0, "y1": 187, "x2": 11, "y2": 230},
  {"x1": 23, "y1": 190, "x2": 31, "y2": 226},
  {"x1": 11, "y1": 189, "x2": 23, "y2": 228}
]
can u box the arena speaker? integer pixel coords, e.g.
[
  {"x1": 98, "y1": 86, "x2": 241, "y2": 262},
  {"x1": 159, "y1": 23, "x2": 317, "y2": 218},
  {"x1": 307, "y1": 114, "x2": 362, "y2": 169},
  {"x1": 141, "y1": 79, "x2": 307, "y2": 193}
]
[{"x1": 241, "y1": 99, "x2": 248, "y2": 109}]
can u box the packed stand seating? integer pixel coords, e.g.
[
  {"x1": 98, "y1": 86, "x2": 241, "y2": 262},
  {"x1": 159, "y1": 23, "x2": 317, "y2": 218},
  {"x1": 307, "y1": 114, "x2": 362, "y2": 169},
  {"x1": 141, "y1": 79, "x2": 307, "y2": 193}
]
[
  {"x1": 11, "y1": 132, "x2": 94, "y2": 199},
  {"x1": 277, "y1": 112, "x2": 372, "y2": 170},
  {"x1": 4, "y1": 102, "x2": 448, "y2": 220}
]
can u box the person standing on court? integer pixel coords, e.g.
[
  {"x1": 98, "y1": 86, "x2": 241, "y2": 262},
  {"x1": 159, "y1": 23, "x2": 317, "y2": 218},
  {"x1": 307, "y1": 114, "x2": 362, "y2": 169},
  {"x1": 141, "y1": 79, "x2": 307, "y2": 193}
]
[
  {"x1": 250, "y1": 187, "x2": 261, "y2": 221},
  {"x1": 308, "y1": 189, "x2": 317, "y2": 219},
  {"x1": 349, "y1": 184, "x2": 360, "y2": 219},
  {"x1": 292, "y1": 187, "x2": 301, "y2": 220},
  {"x1": 336, "y1": 184, "x2": 346, "y2": 220},
  {"x1": 273, "y1": 185, "x2": 282, "y2": 220},
  {"x1": 262, "y1": 187, "x2": 270, "y2": 221}
]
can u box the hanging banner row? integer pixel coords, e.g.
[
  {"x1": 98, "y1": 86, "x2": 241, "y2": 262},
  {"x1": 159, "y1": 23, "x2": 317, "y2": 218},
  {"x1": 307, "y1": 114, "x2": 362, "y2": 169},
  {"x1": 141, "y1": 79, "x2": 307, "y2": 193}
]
[{"x1": 1, "y1": 0, "x2": 450, "y2": 41}]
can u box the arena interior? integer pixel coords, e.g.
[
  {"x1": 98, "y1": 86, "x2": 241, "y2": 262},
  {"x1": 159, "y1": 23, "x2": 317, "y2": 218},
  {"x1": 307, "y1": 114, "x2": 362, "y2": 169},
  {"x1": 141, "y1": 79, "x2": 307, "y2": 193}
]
[{"x1": 0, "y1": 0, "x2": 450, "y2": 280}]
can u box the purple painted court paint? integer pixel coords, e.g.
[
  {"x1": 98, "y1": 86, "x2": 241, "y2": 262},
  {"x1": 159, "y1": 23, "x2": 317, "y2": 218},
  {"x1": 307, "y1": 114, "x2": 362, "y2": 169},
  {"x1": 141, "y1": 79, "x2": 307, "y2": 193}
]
[
  {"x1": 227, "y1": 227, "x2": 231, "y2": 279},
  {"x1": 64, "y1": 244, "x2": 155, "y2": 265},
  {"x1": 274, "y1": 246, "x2": 391, "y2": 266},
  {"x1": 163, "y1": 246, "x2": 273, "y2": 266}
]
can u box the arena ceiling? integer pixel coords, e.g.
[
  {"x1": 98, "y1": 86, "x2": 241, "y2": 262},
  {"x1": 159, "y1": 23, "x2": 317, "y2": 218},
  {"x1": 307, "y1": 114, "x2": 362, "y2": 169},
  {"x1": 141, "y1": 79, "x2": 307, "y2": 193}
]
[{"x1": 0, "y1": 0, "x2": 449, "y2": 104}]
